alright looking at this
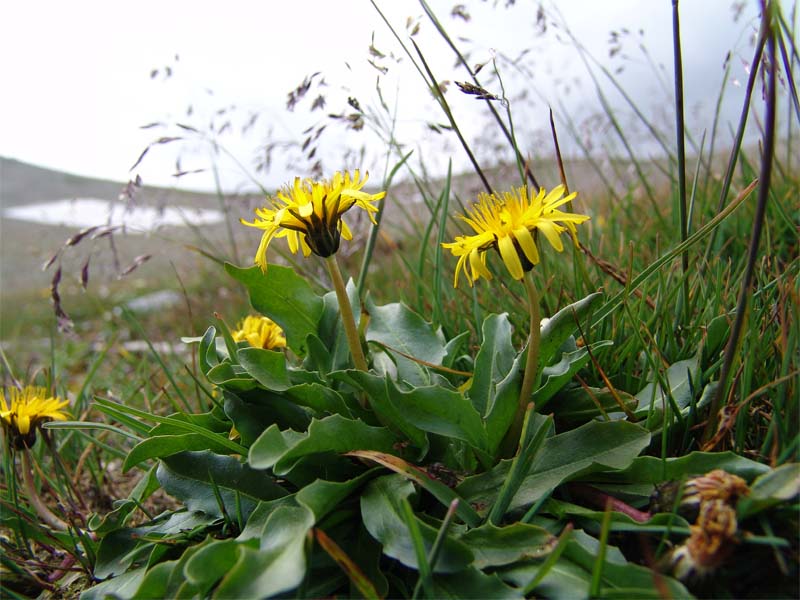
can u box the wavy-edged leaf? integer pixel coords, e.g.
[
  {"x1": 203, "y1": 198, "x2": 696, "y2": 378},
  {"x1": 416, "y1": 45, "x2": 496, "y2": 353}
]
[
  {"x1": 460, "y1": 522, "x2": 556, "y2": 568},
  {"x1": 384, "y1": 378, "x2": 488, "y2": 451},
  {"x1": 534, "y1": 342, "x2": 613, "y2": 410},
  {"x1": 551, "y1": 386, "x2": 637, "y2": 427},
  {"x1": 157, "y1": 451, "x2": 287, "y2": 518},
  {"x1": 237, "y1": 347, "x2": 291, "y2": 391},
  {"x1": 432, "y1": 567, "x2": 524, "y2": 599},
  {"x1": 469, "y1": 313, "x2": 516, "y2": 416},
  {"x1": 347, "y1": 450, "x2": 480, "y2": 527},
  {"x1": 589, "y1": 450, "x2": 770, "y2": 485},
  {"x1": 124, "y1": 434, "x2": 234, "y2": 472},
  {"x1": 198, "y1": 326, "x2": 219, "y2": 375},
  {"x1": 249, "y1": 414, "x2": 398, "y2": 475},
  {"x1": 634, "y1": 356, "x2": 699, "y2": 427},
  {"x1": 214, "y1": 505, "x2": 314, "y2": 599},
  {"x1": 366, "y1": 299, "x2": 447, "y2": 385},
  {"x1": 484, "y1": 354, "x2": 522, "y2": 454},
  {"x1": 739, "y1": 462, "x2": 800, "y2": 518},
  {"x1": 360, "y1": 474, "x2": 473, "y2": 574},
  {"x1": 538, "y1": 292, "x2": 603, "y2": 371},
  {"x1": 458, "y1": 420, "x2": 650, "y2": 514},
  {"x1": 344, "y1": 371, "x2": 429, "y2": 456}
]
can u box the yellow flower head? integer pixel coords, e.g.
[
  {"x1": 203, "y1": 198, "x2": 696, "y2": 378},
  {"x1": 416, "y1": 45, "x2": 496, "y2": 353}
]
[
  {"x1": 1, "y1": 386, "x2": 70, "y2": 448},
  {"x1": 232, "y1": 315, "x2": 287, "y2": 350},
  {"x1": 442, "y1": 185, "x2": 590, "y2": 287},
  {"x1": 241, "y1": 170, "x2": 386, "y2": 270}
]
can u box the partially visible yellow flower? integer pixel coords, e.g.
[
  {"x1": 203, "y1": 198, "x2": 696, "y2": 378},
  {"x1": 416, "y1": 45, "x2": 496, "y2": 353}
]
[
  {"x1": 232, "y1": 315, "x2": 286, "y2": 350},
  {"x1": 241, "y1": 170, "x2": 386, "y2": 270},
  {"x1": 442, "y1": 185, "x2": 590, "y2": 287},
  {"x1": 1, "y1": 386, "x2": 70, "y2": 447}
]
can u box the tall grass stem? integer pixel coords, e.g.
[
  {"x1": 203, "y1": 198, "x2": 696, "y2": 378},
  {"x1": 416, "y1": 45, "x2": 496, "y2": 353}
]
[
  {"x1": 671, "y1": 0, "x2": 690, "y2": 324},
  {"x1": 704, "y1": 2, "x2": 778, "y2": 442}
]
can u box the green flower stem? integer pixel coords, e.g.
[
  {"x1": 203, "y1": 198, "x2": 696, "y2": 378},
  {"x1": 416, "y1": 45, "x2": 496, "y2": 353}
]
[
  {"x1": 500, "y1": 273, "x2": 541, "y2": 457},
  {"x1": 326, "y1": 255, "x2": 369, "y2": 375},
  {"x1": 20, "y1": 450, "x2": 69, "y2": 532},
  {"x1": 520, "y1": 274, "x2": 542, "y2": 410}
]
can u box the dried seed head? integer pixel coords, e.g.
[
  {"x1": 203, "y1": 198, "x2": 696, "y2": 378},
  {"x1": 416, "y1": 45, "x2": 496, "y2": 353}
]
[{"x1": 682, "y1": 469, "x2": 750, "y2": 508}]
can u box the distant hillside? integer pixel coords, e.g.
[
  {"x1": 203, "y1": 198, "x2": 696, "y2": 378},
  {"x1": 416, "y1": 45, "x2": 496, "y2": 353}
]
[{"x1": 0, "y1": 156, "x2": 225, "y2": 209}]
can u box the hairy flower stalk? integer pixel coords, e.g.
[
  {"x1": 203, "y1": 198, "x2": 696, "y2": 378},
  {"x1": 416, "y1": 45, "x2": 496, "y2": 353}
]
[
  {"x1": 20, "y1": 450, "x2": 70, "y2": 531},
  {"x1": 327, "y1": 255, "x2": 369, "y2": 375},
  {"x1": 443, "y1": 185, "x2": 589, "y2": 453}
]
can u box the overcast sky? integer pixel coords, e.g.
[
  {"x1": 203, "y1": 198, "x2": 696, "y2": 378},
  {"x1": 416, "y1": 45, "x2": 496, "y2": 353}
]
[{"x1": 0, "y1": 0, "x2": 764, "y2": 193}]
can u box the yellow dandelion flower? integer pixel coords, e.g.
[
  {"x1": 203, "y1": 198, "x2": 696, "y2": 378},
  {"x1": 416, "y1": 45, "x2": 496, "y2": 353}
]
[
  {"x1": 241, "y1": 170, "x2": 386, "y2": 270},
  {"x1": 232, "y1": 315, "x2": 286, "y2": 350},
  {"x1": 442, "y1": 184, "x2": 590, "y2": 287},
  {"x1": 1, "y1": 386, "x2": 70, "y2": 448}
]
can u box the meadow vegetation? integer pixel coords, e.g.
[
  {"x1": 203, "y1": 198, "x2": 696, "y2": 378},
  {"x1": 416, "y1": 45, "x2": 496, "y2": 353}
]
[{"x1": 1, "y1": 1, "x2": 798, "y2": 598}]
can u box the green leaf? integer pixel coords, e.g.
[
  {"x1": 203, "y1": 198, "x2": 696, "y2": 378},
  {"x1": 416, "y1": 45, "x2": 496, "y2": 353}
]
[
  {"x1": 123, "y1": 434, "x2": 234, "y2": 472},
  {"x1": 469, "y1": 313, "x2": 516, "y2": 416},
  {"x1": 214, "y1": 505, "x2": 314, "y2": 599},
  {"x1": 501, "y1": 529, "x2": 691, "y2": 599},
  {"x1": 226, "y1": 263, "x2": 324, "y2": 357},
  {"x1": 562, "y1": 530, "x2": 691, "y2": 597},
  {"x1": 502, "y1": 556, "x2": 590, "y2": 599},
  {"x1": 458, "y1": 420, "x2": 650, "y2": 513},
  {"x1": 157, "y1": 451, "x2": 287, "y2": 518},
  {"x1": 534, "y1": 343, "x2": 613, "y2": 410},
  {"x1": 739, "y1": 462, "x2": 800, "y2": 518},
  {"x1": 589, "y1": 450, "x2": 770, "y2": 485},
  {"x1": 634, "y1": 356, "x2": 699, "y2": 427},
  {"x1": 460, "y1": 522, "x2": 556, "y2": 568},
  {"x1": 701, "y1": 313, "x2": 730, "y2": 365},
  {"x1": 360, "y1": 475, "x2": 474, "y2": 574},
  {"x1": 89, "y1": 465, "x2": 161, "y2": 534},
  {"x1": 366, "y1": 299, "x2": 447, "y2": 385},
  {"x1": 183, "y1": 538, "x2": 241, "y2": 592},
  {"x1": 484, "y1": 354, "x2": 522, "y2": 454},
  {"x1": 317, "y1": 283, "x2": 362, "y2": 370},
  {"x1": 207, "y1": 362, "x2": 257, "y2": 391},
  {"x1": 198, "y1": 326, "x2": 219, "y2": 375},
  {"x1": 385, "y1": 379, "x2": 488, "y2": 452},
  {"x1": 432, "y1": 568, "x2": 524, "y2": 599},
  {"x1": 442, "y1": 330, "x2": 471, "y2": 369},
  {"x1": 344, "y1": 371, "x2": 429, "y2": 456},
  {"x1": 296, "y1": 468, "x2": 380, "y2": 521},
  {"x1": 237, "y1": 347, "x2": 291, "y2": 391},
  {"x1": 538, "y1": 292, "x2": 603, "y2": 371},
  {"x1": 248, "y1": 414, "x2": 398, "y2": 475},
  {"x1": 130, "y1": 560, "x2": 177, "y2": 600},
  {"x1": 286, "y1": 382, "x2": 352, "y2": 417},
  {"x1": 551, "y1": 386, "x2": 638, "y2": 427},
  {"x1": 347, "y1": 450, "x2": 481, "y2": 527},
  {"x1": 93, "y1": 510, "x2": 217, "y2": 579},
  {"x1": 80, "y1": 566, "x2": 147, "y2": 600}
]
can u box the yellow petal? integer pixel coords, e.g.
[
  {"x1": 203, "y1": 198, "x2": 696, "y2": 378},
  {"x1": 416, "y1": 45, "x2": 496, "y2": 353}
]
[
  {"x1": 469, "y1": 247, "x2": 492, "y2": 282},
  {"x1": 497, "y1": 236, "x2": 524, "y2": 280},
  {"x1": 513, "y1": 227, "x2": 540, "y2": 266},
  {"x1": 340, "y1": 219, "x2": 353, "y2": 241},
  {"x1": 17, "y1": 413, "x2": 30, "y2": 435},
  {"x1": 537, "y1": 220, "x2": 565, "y2": 252}
]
